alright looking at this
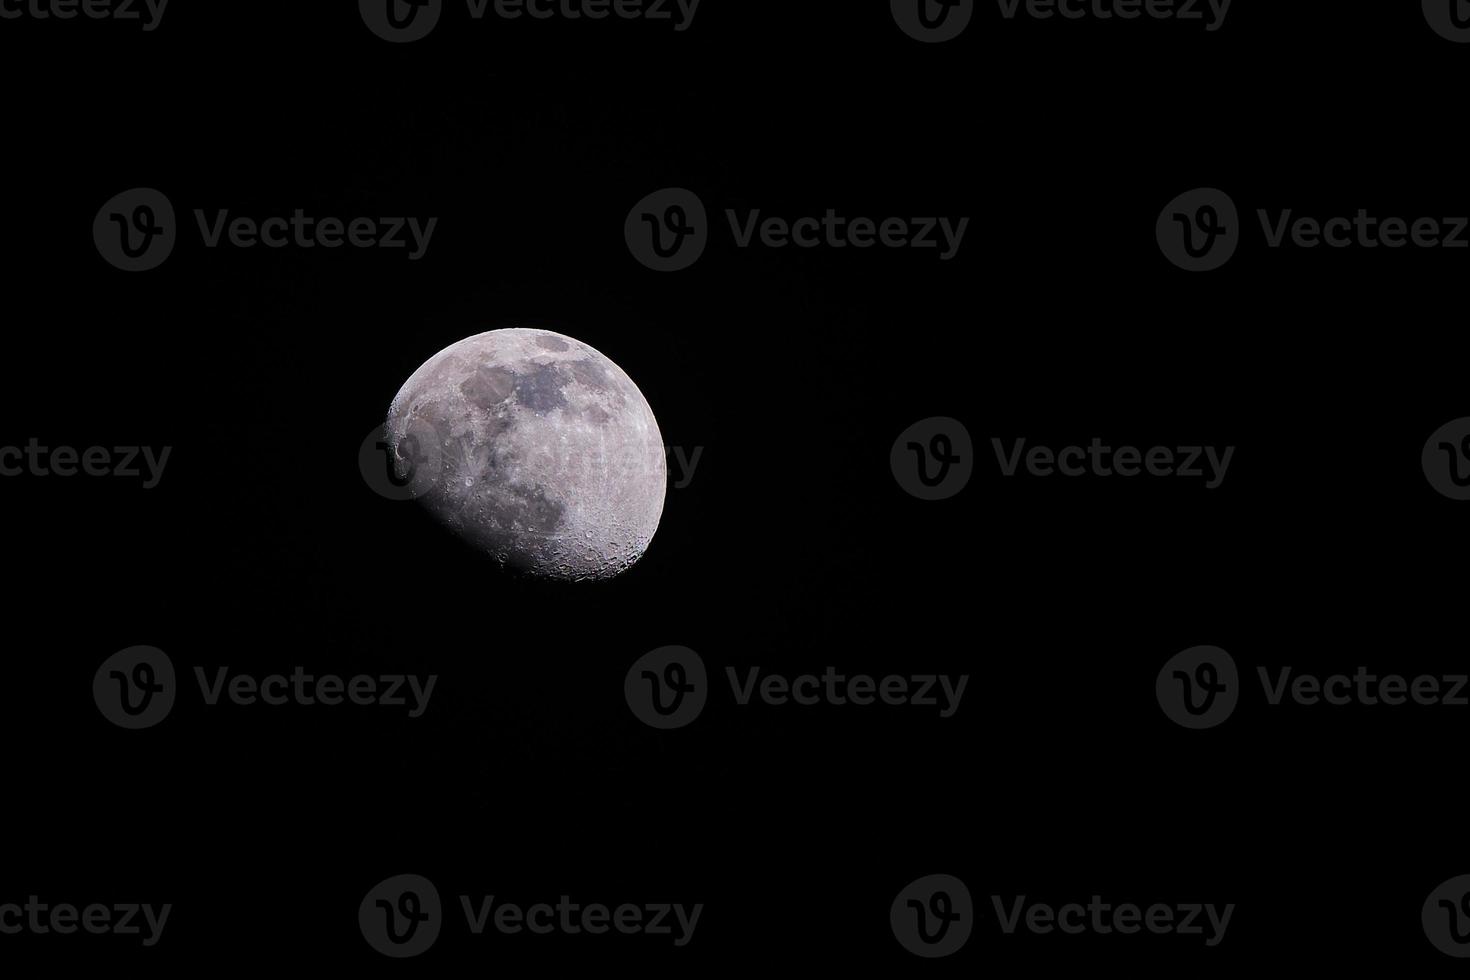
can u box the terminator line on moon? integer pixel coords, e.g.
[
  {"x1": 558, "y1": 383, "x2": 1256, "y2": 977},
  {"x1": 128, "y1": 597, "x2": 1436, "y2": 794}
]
[{"x1": 386, "y1": 328, "x2": 666, "y2": 581}]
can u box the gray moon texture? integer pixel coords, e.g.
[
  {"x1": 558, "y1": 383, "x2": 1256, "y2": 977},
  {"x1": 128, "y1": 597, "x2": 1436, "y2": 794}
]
[{"x1": 386, "y1": 328, "x2": 666, "y2": 581}]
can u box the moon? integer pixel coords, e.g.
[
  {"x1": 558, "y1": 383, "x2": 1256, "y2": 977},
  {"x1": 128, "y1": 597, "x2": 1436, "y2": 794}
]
[{"x1": 385, "y1": 328, "x2": 666, "y2": 581}]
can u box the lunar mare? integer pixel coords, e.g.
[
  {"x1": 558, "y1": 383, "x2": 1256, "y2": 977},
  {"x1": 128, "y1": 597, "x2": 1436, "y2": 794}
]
[{"x1": 386, "y1": 328, "x2": 666, "y2": 581}]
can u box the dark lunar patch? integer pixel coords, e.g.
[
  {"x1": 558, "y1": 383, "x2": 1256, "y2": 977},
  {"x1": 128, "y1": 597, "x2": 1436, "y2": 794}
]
[
  {"x1": 567, "y1": 357, "x2": 608, "y2": 388},
  {"x1": 582, "y1": 405, "x2": 611, "y2": 424},
  {"x1": 535, "y1": 335, "x2": 570, "y2": 352},
  {"x1": 460, "y1": 365, "x2": 517, "y2": 409},
  {"x1": 514, "y1": 361, "x2": 571, "y2": 413}
]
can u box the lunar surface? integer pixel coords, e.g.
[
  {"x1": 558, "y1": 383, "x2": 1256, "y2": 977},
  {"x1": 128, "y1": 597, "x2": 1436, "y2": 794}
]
[{"x1": 386, "y1": 328, "x2": 666, "y2": 581}]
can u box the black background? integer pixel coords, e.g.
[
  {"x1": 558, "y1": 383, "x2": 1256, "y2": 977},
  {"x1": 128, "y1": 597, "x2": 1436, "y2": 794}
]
[{"x1": 1, "y1": 0, "x2": 1466, "y2": 971}]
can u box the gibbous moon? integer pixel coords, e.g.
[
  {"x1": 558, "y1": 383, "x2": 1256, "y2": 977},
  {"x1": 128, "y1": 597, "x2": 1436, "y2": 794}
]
[{"x1": 386, "y1": 328, "x2": 666, "y2": 581}]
